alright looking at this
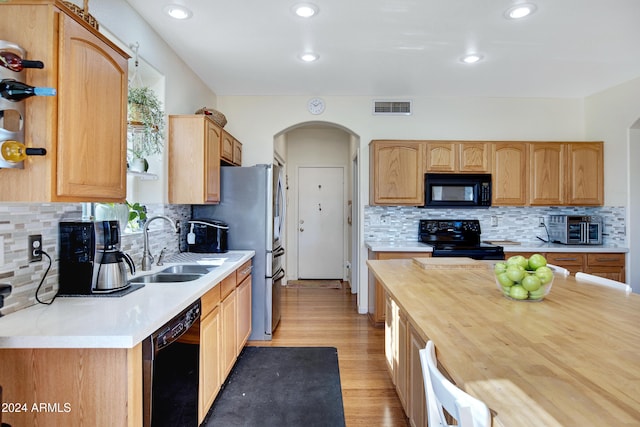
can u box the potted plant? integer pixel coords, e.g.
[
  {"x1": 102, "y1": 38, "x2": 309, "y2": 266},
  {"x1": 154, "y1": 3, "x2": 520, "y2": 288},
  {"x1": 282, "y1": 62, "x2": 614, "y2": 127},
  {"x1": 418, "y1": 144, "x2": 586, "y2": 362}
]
[
  {"x1": 127, "y1": 86, "x2": 165, "y2": 172},
  {"x1": 126, "y1": 201, "x2": 147, "y2": 231}
]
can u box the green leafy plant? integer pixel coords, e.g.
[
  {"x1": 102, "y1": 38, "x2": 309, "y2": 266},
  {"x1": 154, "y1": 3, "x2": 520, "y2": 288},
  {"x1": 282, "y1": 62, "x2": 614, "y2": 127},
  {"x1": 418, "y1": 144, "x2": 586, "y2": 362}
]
[
  {"x1": 127, "y1": 86, "x2": 165, "y2": 159},
  {"x1": 126, "y1": 201, "x2": 147, "y2": 230}
]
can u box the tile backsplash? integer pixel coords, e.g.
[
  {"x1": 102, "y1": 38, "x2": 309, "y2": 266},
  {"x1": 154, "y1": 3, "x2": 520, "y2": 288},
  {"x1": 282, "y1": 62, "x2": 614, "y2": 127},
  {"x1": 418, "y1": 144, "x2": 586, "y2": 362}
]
[
  {"x1": 365, "y1": 205, "x2": 626, "y2": 246},
  {"x1": 0, "y1": 202, "x2": 190, "y2": 316}
]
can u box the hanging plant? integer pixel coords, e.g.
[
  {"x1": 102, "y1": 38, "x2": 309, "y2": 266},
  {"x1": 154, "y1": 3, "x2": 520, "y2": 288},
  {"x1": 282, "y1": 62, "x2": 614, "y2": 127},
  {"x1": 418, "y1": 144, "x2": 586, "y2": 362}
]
[{"x1": 127, "y1": 86, "x2": 165, "y2": 159}]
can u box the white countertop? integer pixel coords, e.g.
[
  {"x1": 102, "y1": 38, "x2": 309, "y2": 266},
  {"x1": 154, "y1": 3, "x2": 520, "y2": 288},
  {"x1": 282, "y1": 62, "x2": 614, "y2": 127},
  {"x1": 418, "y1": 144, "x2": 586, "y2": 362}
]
[
  {"x1": 365, "y1": 240, "x2": 628, "y2": 253},
  {"x1": 0, "y1": 250, "x2": 254, "y2": 349}
]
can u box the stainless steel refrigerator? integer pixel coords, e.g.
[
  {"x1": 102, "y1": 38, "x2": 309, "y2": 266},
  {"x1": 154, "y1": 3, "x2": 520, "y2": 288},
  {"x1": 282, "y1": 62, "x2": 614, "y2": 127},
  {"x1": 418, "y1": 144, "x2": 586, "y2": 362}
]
[{"x1": 192, "y1": 164, "x2": 285, "y2": 341}]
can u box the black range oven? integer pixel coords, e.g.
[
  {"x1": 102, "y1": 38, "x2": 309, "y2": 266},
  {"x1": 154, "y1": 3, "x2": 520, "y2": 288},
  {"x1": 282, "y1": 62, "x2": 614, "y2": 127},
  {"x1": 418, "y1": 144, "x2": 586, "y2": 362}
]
[{"x1": 419, "y1": 219, "x2": 504, "y2": 260}]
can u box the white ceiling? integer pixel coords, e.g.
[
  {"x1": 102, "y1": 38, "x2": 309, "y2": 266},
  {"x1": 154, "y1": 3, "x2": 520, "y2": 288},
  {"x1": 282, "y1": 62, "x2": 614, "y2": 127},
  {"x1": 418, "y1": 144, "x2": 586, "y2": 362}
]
[{"x1": 124, "y1": 0, "x2": 640, "y2": 98}]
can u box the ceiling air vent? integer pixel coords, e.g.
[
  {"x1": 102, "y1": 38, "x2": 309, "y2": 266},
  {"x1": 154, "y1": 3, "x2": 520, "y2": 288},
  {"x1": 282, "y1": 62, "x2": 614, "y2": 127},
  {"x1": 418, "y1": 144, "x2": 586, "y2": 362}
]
[{"x1": 372, "y1": 100, "x2": 412, "y2": 115}]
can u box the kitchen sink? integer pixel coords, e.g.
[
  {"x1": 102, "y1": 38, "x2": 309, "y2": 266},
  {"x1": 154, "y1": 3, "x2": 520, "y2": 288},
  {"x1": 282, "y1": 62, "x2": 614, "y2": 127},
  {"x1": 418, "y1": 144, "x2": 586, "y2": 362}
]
[
  {"x1": 129, "y1": 273, "x2": 204, "y2": 284},
  {"x1": 159, "y1": 265, "x2": 215, "y2": 275}
]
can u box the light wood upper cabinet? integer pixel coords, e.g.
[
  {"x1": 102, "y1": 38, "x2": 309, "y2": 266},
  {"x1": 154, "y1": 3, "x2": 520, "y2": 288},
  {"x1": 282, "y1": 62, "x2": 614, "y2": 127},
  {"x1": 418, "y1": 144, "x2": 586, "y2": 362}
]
[
  {"x1": 425, "y1": 142, "x2": 490, "y2": 173},
  {"x1": 459, "y1": 142, "x2": 490, "y2": 172},
  {"x1": 168, "y1": 115, "x2": 221, "y2": 204},
  {"x1": 425, "y1": 142, "x2": 456, "y2": 172},
  {"x1": 370, "y1": 140, "x2": 424, "y2": 205},
  {"x1": 0, "y1": 1, "x2": 129, "y2": 202},
  {"x1": 492, "y1": 142, "x2": 528, "y2": 205},
  {"x1": 566, "y1": 142, "x2": 604, "y2": 205},
  {"x1": 530, "y1": 143, "x2": 565, "y2": 205},
  {"x1": 221, "y1": 131, "x2": 243, "y2": 166},
  {"x1": 221, "y1": 130, "x2": 235, "y2": 164},
  {"x1": 370, "y1": 140, "x2": 603, "y2": 207},
  {"x1": 233, "y1": 138, "x2": 243, "y2": 166}
]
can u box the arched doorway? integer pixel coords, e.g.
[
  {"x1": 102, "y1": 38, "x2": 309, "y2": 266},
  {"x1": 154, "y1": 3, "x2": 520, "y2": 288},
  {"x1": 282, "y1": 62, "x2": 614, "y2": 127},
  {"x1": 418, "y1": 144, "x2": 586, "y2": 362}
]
[{"x1": 273, "y1": 121, "x2": 360, "y2": 294}]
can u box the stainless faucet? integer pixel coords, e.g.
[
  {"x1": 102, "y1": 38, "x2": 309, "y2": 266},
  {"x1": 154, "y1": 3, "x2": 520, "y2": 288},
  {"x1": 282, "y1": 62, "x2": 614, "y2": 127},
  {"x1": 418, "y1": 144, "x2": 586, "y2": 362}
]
[{"x1": 142, "y1": 216, "x2": 178, "y2": 271}]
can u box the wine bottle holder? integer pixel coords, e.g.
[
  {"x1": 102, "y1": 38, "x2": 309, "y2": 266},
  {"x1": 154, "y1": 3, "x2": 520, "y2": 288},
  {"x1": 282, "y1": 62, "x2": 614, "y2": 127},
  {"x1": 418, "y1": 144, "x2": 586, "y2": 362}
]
[{"x1": 1, "y1": 40, "x2": 27, "y2": 169}]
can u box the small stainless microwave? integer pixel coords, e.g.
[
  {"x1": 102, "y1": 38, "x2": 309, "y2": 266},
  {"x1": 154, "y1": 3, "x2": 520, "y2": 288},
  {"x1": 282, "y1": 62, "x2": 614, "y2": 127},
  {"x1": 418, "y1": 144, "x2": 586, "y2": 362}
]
[{"x1": 424, "y1": 173, "x2": 492, "y2": 208}]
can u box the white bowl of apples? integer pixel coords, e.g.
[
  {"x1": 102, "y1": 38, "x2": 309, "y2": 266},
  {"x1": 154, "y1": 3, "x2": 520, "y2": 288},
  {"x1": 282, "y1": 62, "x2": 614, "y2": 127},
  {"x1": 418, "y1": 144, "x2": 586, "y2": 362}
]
[{"x1": 494, "y1": 254, "x2": 554, "y2": 301}]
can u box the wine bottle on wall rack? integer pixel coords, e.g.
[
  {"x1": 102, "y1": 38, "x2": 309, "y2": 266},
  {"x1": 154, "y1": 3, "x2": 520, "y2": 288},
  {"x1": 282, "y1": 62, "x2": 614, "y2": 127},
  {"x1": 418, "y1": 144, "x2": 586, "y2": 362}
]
[
  {"x1": 1, "y1": 140, "x2": 46, "y2": 163},
  {"x1": 0, "y1": 51, "x2": 44, "y2": 72},
  {"x1": 0, "y1": 79, "x2": 56, "y2": 101}
]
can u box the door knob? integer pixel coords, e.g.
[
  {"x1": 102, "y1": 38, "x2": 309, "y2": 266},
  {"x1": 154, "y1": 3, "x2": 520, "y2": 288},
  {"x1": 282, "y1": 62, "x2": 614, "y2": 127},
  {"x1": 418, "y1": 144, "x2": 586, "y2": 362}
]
[{"x1": 299, "y1": 228, "x2": 304, "y2": 232}]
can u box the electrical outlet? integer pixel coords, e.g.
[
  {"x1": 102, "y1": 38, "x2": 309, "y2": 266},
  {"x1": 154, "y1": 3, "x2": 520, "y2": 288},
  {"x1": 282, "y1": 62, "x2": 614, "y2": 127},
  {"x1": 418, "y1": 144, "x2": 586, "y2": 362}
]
[
  {"x1": 0, "y1": 236, "x2": 4, "y2": 266},
  {"x1": 28, "y1": 234, "x2": 42, "y2": 262},
  {"x1": 538, "y1": 217, "x2": 545, "y2": 227},
  {"x1": 491, "y1": 216, "x2": 498, "y2": 227}
]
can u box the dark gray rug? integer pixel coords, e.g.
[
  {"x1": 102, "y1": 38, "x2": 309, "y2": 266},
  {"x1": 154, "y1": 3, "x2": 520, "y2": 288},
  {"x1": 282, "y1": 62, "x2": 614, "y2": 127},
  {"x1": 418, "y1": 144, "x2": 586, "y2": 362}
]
[{"x1": 203, "y1": 346, "x2": 346, "y2": 427}]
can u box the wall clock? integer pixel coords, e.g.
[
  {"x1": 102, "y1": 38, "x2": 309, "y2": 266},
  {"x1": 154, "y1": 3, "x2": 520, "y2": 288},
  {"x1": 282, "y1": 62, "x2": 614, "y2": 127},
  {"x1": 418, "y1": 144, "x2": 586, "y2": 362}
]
[{"x1": 307, "y1": 97, "x2": 325, "y2": 115}]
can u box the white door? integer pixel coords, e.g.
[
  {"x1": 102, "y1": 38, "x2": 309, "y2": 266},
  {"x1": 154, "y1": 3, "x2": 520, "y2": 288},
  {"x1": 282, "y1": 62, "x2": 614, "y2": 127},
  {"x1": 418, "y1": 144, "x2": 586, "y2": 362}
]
[{"x1": 297, "y1": 167, "x2": 344, "y2": 279}]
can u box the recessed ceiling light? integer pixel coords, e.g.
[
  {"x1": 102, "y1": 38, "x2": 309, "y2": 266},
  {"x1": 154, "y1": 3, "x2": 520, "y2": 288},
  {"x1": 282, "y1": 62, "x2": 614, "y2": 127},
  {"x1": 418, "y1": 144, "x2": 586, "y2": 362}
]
[
  {"x1": 461, "y1": 54, "x2": 483, "y2": 64},
  {"x1": 292, "y1": 3, "x2": 319, "y2": 18},
  {"x1": 504, "y1": 3, "x2": 537, "y2": 19},
  {"x1": 164, "y1": 4, "x2": 193, "y2": 20},
  {"x1": 299, "y1": 52, "x2": 319, "y2": 62}
]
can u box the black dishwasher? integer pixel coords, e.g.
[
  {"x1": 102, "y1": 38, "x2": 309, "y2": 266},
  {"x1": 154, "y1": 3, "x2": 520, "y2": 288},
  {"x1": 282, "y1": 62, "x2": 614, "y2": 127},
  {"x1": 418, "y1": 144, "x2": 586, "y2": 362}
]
[{"x1": 143, "y1": 299, "x2": 201, "y2": 427}]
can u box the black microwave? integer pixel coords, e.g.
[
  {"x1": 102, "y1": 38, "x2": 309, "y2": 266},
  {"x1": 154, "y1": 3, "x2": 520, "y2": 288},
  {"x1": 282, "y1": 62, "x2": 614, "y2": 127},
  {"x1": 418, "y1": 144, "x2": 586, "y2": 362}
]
[{"x1": 424, "y1": 173, "x2": 492, "y2": 208}]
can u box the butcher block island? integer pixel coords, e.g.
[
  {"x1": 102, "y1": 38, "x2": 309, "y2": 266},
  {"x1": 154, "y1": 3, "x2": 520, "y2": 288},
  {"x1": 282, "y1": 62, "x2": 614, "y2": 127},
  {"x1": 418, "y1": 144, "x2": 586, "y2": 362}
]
[{"x1": 367, "y1": 258, "x2": 640, "y2": 427}]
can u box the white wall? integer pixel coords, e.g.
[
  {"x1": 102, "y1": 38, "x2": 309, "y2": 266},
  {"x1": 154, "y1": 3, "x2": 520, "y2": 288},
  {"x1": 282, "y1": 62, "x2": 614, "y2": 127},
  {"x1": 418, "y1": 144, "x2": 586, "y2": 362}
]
[
  {"x1": 90, "y1": 0, "x2": 217, "y2": 203},
  {"x1": 218, "y1": 95, "x2": 587, "y2": 312},
  {"x1": 585, "y1": 76, "x2": 640, "y2": 287}
]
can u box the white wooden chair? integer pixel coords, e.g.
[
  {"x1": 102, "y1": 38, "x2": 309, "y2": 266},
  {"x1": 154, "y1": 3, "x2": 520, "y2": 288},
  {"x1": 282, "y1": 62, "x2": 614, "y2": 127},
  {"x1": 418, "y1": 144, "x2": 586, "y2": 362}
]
[
  {"x1": 419, "y1": 341, "x2": 491, "y2": 427},
  {"x1": 575, "y1": 272, "x2": 631, "y2": 293},
  {"x1": 547, "y1": 263, "x2": 570, "y2": 277}
]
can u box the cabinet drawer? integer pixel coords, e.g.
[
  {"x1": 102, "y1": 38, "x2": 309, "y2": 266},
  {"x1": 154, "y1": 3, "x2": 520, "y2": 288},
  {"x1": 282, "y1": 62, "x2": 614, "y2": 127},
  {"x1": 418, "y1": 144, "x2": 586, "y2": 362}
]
[
  {"x1": 586, "y1": 253, "x2": 625, "y2": 267},
  {"x1": 236, "y1": 260, "x2": 252, "y2": 286},
  {"x1": 220, "y1": 274, "x2": 236, "y2": 300},
  {"x1": 201, "y1": 285, "x2": 221, "y2": 317},
  {"x1": 546, "y1": 252, "x2": 585, "y2": 266}
]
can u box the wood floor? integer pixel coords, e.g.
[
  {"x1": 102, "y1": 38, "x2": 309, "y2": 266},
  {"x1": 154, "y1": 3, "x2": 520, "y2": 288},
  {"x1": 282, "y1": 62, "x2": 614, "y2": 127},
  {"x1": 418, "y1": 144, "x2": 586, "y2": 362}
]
[{"x1": 248, "y1": 284, "x2": 409, "y2": 427}]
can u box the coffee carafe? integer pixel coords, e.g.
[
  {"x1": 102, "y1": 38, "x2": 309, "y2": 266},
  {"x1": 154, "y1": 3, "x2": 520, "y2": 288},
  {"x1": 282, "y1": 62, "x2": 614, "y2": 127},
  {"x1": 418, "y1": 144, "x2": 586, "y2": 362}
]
[{"x1": 93, "y1": 220, "x2": 135, "y2": 292}]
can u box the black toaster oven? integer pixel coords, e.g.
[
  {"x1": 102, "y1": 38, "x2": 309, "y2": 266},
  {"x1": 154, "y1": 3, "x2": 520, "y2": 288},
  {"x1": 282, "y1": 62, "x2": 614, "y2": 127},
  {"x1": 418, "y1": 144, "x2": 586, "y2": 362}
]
[{"x1": 186, "y1": 219, "x2": 229, "y2": 253}]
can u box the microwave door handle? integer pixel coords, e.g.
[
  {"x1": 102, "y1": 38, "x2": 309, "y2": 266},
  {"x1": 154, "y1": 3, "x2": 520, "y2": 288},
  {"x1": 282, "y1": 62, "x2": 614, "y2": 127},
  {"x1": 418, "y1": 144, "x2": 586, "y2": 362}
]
[{"x1": 581, "y1": 222, "x2": 587, "y2": 243}]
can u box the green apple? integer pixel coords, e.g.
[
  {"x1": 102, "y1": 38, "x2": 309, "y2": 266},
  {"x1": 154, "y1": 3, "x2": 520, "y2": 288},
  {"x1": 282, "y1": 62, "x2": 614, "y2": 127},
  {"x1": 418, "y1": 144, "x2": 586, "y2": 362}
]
[
  {"x1": 521, "y1": 274, "x2": 541, "y2": 291},
  {"x1": 494, "y1": 262, "x2": 507, "y2": 274},
  {"x1": 509, "y1": 285, "x2": 529, "y2": 300},
  {"x1": 535, "y1": 266, "x2": 554, "y2": 284},
  {"x1": 507, "y1": 255, "x2": 529, "y2": 270},
  {"x1": 506, "y1": 265, "x2": 525, "y2": 282},
  {"x1": 497, "y1": 272, "x2": 514, "y2": 288},
  {"x1": 528, "y1": 253, "x2": 547, "y2": 271},
  {"x1": 528, "y1": 287, "x2": 546, "y2": 300}
]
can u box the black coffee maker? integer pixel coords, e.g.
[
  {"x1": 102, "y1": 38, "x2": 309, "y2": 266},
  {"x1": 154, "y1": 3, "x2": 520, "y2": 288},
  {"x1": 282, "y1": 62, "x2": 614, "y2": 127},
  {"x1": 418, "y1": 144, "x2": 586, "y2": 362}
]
[{"x1": 58, "y1": 221, "x2": 135, "y2": 295}]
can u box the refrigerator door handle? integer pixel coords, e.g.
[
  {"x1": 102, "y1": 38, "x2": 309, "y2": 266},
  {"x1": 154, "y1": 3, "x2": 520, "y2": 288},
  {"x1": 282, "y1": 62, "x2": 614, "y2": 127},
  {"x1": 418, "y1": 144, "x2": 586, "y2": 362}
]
[
  {"x1": 273, "y1": 268, "x2": 286, "y2": 282},
  {"x1": 273, "y1": 246, "x2": 285, "y2": 258}
]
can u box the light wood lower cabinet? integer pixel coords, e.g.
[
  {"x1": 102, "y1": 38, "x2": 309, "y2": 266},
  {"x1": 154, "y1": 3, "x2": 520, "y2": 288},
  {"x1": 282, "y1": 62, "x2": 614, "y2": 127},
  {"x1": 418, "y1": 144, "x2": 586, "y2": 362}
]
[
  {"x1": 199, "y1": 284, "x2": 222, "y2": 423},
  {"x1": 199, "y1": 305, "x2": 221, "y2": 423},
  {"x1": 506, "y1": 251, "x2": 626, "y2": 282},
  {"x1": 236, "y1": 273, "x2": 252, "y2": 353},
  {"x1": 408, "y1": 324, "x2": 427, "y2": 427},
  {"x1": 221, "y1": 284, "x2": 238, "y2": 379},
  {"x1": 369, "y1": 251, "x2": 429, "y2": 326},
  {"x1": 0, "y1": 345, "x2": 142, "y2": 427},
  {"x1": 385, "y1": 294, "x2": 428, "y2": 427}
]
